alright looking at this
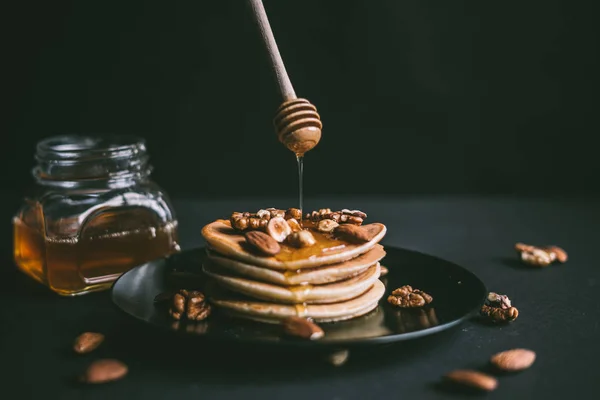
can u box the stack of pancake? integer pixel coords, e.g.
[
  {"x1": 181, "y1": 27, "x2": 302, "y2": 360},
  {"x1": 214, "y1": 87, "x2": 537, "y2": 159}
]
[{"x1": 200, "y1": 211, "x2": 388, "y2": 323}]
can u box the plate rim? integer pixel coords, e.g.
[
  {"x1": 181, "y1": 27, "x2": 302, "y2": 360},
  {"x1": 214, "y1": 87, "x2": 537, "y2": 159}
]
[{"x1": 111, "y1": 246, "x2": 488, "y2": 347}]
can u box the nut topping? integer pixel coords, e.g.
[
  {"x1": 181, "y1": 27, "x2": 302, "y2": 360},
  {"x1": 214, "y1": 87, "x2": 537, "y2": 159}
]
[
  {"x1": 231, "y1": 216, "x2": 249, "y2": 231},
  {"x1": 286, "y1": 208, "x2": 303, "y2": 220},
  {"x1": 317, "y1": 219, "x2": 339, "y2": 233},
  {"x1": 268, "y1": 208, "x2": 286, "y2": 219},
  {"x1": 256, "y1": 209, "x2": 271, "y2": 220},
  {"x1": 230, "y1": 208, "x2": 297, "y2": 232},
  {"x1": 341, "y1": 209, "x2": 368, "y2": 219},
  {"x1": 304, "y1": 209, "x2": 366, "y2": 225},
  {"x1": 287, "y1": 230, "x2": 317, "y2": 248},
  {"x1": 245, "y1": 231, "x2": 281, "y2": 256},
  {"x1": 286, "y1": 218, "x2": 302, "y2": 232},
  {"x1": 334, "y1": 224, "x2": 373, "y2": 243},
  {"x1": 169, "y1": 289, "x2": 211, "y2": 321},
  {"x1": 266, "y1": 217, "x2": 292, "y2": 242},
  {"x1": 387, "y1": 285, "x2": 433, "y2": 308},
  {"x1": 282, "y1": 317, "x2": 324, "y2": 340}
]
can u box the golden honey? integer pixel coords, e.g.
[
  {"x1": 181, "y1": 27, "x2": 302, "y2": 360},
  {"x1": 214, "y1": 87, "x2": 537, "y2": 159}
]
[
  {"x1": 274, "y1": 223, "x2": 347, "y2": 263},
  {"x1": 14, "y1": 210, "x2": 179, "y2": 296},
  {"x1": 13, "y1": 135, "x2": 179, "y2": 296}
]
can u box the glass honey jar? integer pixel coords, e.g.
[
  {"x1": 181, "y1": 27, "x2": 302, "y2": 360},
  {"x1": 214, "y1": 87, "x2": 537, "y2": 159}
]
[{"x1": 13, "y1": 135, "x2": 180, "y2": 296}]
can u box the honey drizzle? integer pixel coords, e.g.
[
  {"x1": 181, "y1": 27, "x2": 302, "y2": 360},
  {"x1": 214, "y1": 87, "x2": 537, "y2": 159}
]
[
  {"x1": 295, "y1": 303, "x2": 308, "y2": 318},
  {"x1": 296, "y1": 154, "x2": 304, "y2": 220},
  {"x1": 274, "y1": 228, "x2": 346, "y2": 262},
  {"x1": 289, "y1": 284, "x2": 313, "y2": 302}
]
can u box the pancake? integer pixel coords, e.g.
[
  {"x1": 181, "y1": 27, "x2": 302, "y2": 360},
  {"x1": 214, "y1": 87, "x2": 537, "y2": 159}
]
[
  {"x1": 201, "y1": 219, "x2": 387, "y2": 270},
  {"x1": 205, "y1": 244, "x2": 386, "y2": 285},
  {"x1": 203, "y1": 262, "x2": 381, "y2": 304},
  {"x1": 208, "y1": 280, "x2": 386, "y2": 323}
]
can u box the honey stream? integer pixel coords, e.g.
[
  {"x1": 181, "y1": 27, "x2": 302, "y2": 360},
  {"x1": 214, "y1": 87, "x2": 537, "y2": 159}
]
[
  {"x1": 277, "y1": 226, "x2": 347, "y2": 318},
  {"x1": 296, "y1": 154, "x2": 304, "y2": 220}
]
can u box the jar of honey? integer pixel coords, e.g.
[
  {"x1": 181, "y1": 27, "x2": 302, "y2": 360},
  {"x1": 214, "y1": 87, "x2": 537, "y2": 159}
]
[{"x1": 13, "y1": 135, "x2": 180, "y2": 296}]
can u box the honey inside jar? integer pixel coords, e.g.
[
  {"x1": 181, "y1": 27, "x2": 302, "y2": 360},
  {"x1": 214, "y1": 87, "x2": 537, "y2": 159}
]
[
  {"x1": 14, "y1": 209, "x2": 179, "y2": 296},
  {"x1": 13, "y1": 135, "x2": 180, "y2": 296}
]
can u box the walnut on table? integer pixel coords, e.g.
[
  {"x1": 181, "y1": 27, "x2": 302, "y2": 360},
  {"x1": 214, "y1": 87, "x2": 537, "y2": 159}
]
[
  {"x1": 515, "y1": 242, "x2": 568, "y2": 267},
  {"x1": 479, "y1": 292, "x2": 518, "y2": 323}
]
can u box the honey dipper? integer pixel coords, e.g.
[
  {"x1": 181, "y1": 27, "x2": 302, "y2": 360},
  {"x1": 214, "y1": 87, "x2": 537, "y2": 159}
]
[{"x1": 247, "y1": 0, "x2": 322, "y2": 155}]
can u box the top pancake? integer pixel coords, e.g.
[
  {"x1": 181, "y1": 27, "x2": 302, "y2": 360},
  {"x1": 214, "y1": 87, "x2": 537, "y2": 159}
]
[{"x1": 201, "y1": 219, "x2": 387, "y2": 270}]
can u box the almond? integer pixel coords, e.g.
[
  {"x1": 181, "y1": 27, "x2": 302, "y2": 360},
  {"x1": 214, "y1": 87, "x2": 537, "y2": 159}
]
[
  {"x1": 334, "y1": 224, "x2": 371, "y2": 243},
  {"x1": 545, "y1": 246, "x2": 568, "y2": 263},
  {"x1": 81, "y1": 359, "x2": 128, "y2": 384},
  {"x1": 444, "y1": 370, "x2": 498, "y2": 391},
  {"x1": 73, "y1": 332, "x2": 105, "y2": 354},
  {"x1": 266, "y1": 216, "x2": 292, "y2": 242},
  {"x1": 282, "y1": 317, "x2": 324, "y2": 340},
  {"x1": 245, "y1": 231, "x2": 281, "y2": 256},
  {"x1": 490, "y1": 348, "x2": 536, "y2": 371}
]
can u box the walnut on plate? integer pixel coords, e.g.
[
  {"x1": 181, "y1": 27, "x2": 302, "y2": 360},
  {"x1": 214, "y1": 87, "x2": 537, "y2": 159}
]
[
  {"x1": 387, "y1": 285, "x2": 433, "y2": 308},
  {"x1": 169, "y1": 289, "x2": 211, "y2": 321}
]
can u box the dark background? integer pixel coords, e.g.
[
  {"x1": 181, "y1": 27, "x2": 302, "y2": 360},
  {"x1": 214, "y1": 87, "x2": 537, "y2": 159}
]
[{"x1": 5, "y1": 0, "x2": 599, "y2": 198}]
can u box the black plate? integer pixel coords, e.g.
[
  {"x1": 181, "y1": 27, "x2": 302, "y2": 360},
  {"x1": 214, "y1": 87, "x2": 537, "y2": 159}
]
[{"x1": 111, "y1": 247, "x2": 487, "y2": 348}]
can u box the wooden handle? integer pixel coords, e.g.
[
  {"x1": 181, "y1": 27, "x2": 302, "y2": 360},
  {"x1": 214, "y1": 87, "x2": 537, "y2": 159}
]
[{"x1": 247, "y1": 0, "x2": 297, "y2": 101}]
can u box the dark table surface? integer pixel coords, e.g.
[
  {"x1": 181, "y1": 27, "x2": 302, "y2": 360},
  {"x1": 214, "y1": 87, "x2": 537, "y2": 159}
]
[{"x1": 2, "y1": 194, "x2": 599, "y2": 399}]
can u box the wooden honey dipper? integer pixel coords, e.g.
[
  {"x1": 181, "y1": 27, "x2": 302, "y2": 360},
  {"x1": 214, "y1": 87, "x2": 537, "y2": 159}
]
[{"x1": 247, "y1": 0, "x2": 322, "y2": 155}]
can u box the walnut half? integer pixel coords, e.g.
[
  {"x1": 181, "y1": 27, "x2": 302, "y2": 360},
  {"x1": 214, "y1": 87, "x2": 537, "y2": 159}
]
[
  {"x1": 169, "y1": 290, "x2": 211, "y2": 321},
  {"x1": 387, "y1": 285, "x2": 433, "y2": 308}
]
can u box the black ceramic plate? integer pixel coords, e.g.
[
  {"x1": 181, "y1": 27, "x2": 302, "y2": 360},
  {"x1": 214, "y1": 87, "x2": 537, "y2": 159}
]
[{"x1": 111, "y1": 247, "x2": 486, "y2": 348}]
